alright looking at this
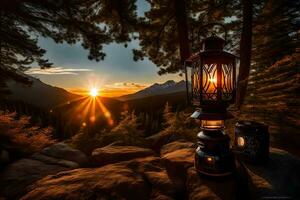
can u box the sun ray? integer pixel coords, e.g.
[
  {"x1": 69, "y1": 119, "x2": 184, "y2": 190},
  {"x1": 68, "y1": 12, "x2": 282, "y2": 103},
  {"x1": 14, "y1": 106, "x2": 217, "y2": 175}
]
[
  {"x1": 82, "y1": 98, "x2": 93, "y2": 120},
  {"x1": 54, "y1": 96, "x2": 87, "y2": 109},
  {"x1": 96, "y1": 97, "x2": 114, "y2": 126},
  {"x1": 90, "y1": 98, "x2": 96, "y2": 123},
  {"x1": 61, "y1": 97, "x2": 91, "y2": 129}
]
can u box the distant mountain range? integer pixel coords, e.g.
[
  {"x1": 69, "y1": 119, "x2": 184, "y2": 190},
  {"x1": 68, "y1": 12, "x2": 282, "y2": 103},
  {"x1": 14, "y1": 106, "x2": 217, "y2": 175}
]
[
  {"x1": 3, "y1": 72, "x2": 190, "y2": 109},
  {"x1": 118, "y1": 80, "x2": 190, "y2": 101},
  {"x1": 4, "y1": 73, "x2": 79, "y2": 108}
]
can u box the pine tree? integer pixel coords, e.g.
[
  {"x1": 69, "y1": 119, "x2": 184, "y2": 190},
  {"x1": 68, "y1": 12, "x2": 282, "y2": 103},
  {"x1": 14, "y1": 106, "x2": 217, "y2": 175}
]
[
  {"x1": 0, "y1": 0, "x2": 138, "y2": 95},
  {"x1": 133, "y1": 0, "x2": 238, "y2": 75},
  {"x1": 252, "y1": 0, "x2": 300, "y2": 69}
]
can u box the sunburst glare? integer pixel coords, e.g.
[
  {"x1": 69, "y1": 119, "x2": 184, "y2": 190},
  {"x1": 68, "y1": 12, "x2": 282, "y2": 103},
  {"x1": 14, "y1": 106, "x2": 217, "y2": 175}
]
[{"x1": 89, "y1": 88, "x2": 99, "y2": 97}]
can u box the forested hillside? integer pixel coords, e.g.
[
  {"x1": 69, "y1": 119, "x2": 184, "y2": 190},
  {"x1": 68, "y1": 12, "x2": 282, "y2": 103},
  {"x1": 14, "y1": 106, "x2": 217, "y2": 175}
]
[
  {"x1": 239, "y1": 52, "x2": 300, "y2": 154},
  {"x1": 237, "y1": 0, "x2": 300, "y2": 155}
]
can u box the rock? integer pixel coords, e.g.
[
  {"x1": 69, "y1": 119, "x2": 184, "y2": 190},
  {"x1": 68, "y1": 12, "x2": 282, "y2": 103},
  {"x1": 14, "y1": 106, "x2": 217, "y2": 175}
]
[
  {"x1": 186, "y1": 163, "x2": 249, "y2": 200},
  {"x1": 125, "y1": 156, "x2": 177, "y2": 199},
  {"x1": 0, "y1": 149, "x2": 9, "y2": 165},
  {"x1": 160, "y1": 141, "x2": 195, "y2": 156},
  {"x1": 146, "y1": 131, "x2": 185, "y2": 152},
  {"x1": 150, "y1": 191, "x2": 174, "y2": 200},
  {"x1": 21, "y1": 163, "x2": 151, "y2": 200},
  {"x1": 144, "y1": 170, "x2": 176, "y2": 198},
  {"x1": 41, "y1": 142, "x2": 89, "y2": 167},
  {"x1": 21, "y1": 155, "x2": 177, "y2": 200},
  {"x1": 0, "y1": 158, "x2": 68, "y2": 199},
  {"x1": 91, "y1": 145, "x2": 155, "y2": 167},
  {"x1": 107, "y1": 140, "x2": 127, "y2": 146},
  {"x1": 31, "y1": 153, "x2": 79, "y2": 168},
  {"x1": 245, "y1": 148, "x2": 300, "y2": 199},
  {"x1": 162, "y1": 146, "x2": 194, "y2": 195},
  {"x1": 187, "y1": 168, "x2": 222, "y2": 200}
]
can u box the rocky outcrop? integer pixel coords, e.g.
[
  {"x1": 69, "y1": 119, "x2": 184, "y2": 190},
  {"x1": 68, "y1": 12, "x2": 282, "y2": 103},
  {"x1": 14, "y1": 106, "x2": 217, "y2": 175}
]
[
  {"x1": 146, "y1": 131, "x2": 187, "y2": 152},
  {"x1": 22, "y1": 164, "x2": 151, "y2": 200},
  {"x1": 160, "y1": 140, "x2": 195, "y2": 156},
  {"x1": 0, "y1": 142, "x2": 88, "y2": 199},
  {"x1": 91, "y1": 145, "x2": 155, "y2": 166},
  {"x1": 186, "y1": 164, "x2": 249, "y2": 200},
  {"x1": 161, "y1": 142, "x2": 195, "y2": 196},
  {"x1": 31, "y1": 153, "x2": 80, "y2": 168},
  {"x1": 41, "y1": 142, "x2": 89, "y2": 167},
  {"x1": 2, "y1": 141, "x2": 299, "y2": 200},
  {"x1": 21, "y1": 155, "x2": 177, "y2": 200},
  {"x1": 0, "y1": 149, "x2": 9, "y2": 166},
  {"x1": 246, "y1": 148, "x2": 300, "y2": 199},
  {"x1": 0, "y1": 158, "x2": 68, "y2": 199}
]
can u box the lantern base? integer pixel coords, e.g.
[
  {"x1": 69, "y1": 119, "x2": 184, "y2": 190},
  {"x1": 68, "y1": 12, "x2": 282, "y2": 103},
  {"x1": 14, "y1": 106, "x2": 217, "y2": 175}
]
[{"x1": 195, "y1": 129, "x2": 236, "y2": 176}]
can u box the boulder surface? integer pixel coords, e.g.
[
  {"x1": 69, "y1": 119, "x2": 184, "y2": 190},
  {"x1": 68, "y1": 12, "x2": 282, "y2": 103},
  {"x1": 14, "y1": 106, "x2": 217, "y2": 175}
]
[
  {"x1": 91, "y1": 145, "x2": 155, "y2": 166},
  {"x1": 41, "y1": 142, "x2": 89, "y2": 167},
  {"x1": 245, "y1": 148, "x2": 300, "y2": 199},
  {"x1": 0, "y1": 159, "x2": 68, "y2": 199},
  {"x1": 0, "y1": 142, "x2": 88, "y2": 199}
]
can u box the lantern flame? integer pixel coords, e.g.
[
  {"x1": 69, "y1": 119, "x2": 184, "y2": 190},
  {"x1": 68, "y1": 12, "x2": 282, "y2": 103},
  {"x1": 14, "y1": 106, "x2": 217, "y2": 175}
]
[{"x1": 209, "y1": 77, "x2": 217, "y2": 83}]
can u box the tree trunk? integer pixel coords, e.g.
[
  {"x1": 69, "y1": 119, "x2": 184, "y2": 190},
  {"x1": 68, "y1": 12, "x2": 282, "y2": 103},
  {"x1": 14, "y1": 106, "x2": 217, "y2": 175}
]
[
  {"x1": 174, "y1": 0, "x2": 191, "y2": 105},
  {"x1": 236, "y1": 0, "x2": 253, "y2": 108}
]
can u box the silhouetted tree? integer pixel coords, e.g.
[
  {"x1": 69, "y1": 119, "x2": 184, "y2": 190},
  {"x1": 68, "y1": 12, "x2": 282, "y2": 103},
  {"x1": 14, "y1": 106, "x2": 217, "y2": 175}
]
[
  {"x1": 133, "y1": 0, "x2": 238, "y2": 75},
  {"x1": 0, "y1": 0, "x2": 138, "y2": 95},
  {"x1": 236, "y1": 0, "x2": 253, "y2": 107},
  {"x1": 252, "y1": 0, "x2": 300, "y2": 69}
]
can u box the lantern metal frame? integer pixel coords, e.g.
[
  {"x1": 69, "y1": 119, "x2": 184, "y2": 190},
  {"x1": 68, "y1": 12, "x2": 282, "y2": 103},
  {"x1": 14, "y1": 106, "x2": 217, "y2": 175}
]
[
  {"x1": 186, "y1": 25, "x2": 238, "y2": 177},
  {"x1": 187, "y1": 36, "x2": 237, "y2": 109}
]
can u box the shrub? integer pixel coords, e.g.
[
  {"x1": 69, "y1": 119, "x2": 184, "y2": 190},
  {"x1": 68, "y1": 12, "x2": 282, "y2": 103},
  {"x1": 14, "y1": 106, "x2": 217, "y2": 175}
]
[
  {"x1": 72, "y1": 111, "x2": 146, "y2": 155},
  {"x1": 0, "y1": 112, "x2": 55, "y2": 157},
  {"x1": 160, "y1": 105, "x2": 200, "y2": 143}
]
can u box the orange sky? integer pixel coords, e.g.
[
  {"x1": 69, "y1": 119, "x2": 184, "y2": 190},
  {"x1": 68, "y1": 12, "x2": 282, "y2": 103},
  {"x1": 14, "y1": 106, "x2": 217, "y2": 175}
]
[{"x1": 67, "y1": 82, "x2": 148, "y2": 97}]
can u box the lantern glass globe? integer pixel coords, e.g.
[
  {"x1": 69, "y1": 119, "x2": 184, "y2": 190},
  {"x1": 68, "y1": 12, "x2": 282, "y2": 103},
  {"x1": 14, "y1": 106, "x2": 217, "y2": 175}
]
[{"x1": 201, "y1": 120, "x2": 224, "y2": 129}]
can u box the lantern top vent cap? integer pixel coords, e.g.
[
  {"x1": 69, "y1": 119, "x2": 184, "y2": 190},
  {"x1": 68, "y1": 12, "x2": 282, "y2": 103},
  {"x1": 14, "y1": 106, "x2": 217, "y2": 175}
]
[{"x1": 202, "y1": 35, "x2": 225, "y2": 51}]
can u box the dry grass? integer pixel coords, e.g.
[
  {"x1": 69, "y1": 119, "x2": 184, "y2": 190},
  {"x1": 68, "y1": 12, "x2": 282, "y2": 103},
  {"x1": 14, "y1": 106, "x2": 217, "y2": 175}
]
[{"x1": 0, "y1": 112, "x2": 55, "y2": 156}]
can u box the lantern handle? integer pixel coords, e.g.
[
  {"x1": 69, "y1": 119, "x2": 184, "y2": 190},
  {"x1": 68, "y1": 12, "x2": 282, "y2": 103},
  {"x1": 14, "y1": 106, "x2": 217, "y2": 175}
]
[{"x1": 196, "y1": 23, "x2": 228, "y2": 44}]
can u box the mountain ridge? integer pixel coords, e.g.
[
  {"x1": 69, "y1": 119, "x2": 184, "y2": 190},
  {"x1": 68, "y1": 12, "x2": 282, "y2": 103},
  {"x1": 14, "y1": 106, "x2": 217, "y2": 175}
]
[
  {"x1": 4, "y1": 73, "x2": 80, "y2": 108},
  {"x1": 118, "y1": 80, "x2": 190, "y2": 101}
]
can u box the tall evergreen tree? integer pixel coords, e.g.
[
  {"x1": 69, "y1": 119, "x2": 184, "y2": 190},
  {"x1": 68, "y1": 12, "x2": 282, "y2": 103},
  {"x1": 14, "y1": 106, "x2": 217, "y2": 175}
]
[
  {"x1": 0, "y1": 0, "x2": 138, "y2": 95},
  {"x1": 252, "y1": 0, "x2": 300, "y2": 69},
  {"x1": 236, "y1": 0, "x2": 253, "y2": 107},
  {"x1": 133, "y1": 0, "x2": 237, "y2": 75}
]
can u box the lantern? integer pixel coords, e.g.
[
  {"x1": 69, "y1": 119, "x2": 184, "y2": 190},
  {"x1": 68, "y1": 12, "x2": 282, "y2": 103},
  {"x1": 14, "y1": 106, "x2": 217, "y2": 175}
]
[
  {"x1": 234, "y1": 121, "x2": 269, "y2": 163},
  {"x1": 187, "y1": 34, "x2": 237, "y2": 176},
  {"x1": 189, "y1": 35, "x2": 236, "y2": 107}
]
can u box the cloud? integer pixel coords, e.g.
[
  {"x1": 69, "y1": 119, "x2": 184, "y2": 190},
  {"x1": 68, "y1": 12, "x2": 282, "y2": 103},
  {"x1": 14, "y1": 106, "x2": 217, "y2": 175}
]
[
  {"x1": 26, "y1": 67, "x2": 93, "y2": 75},
  {"x1": 111, "y1": 82, "x2": 146, "y2": 88}
]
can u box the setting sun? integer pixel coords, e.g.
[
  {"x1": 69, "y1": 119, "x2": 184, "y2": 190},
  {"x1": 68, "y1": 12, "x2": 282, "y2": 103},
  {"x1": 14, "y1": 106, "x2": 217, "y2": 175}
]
[{"x1": 89, "y1": 88, "x2": 99, "y2": 97}]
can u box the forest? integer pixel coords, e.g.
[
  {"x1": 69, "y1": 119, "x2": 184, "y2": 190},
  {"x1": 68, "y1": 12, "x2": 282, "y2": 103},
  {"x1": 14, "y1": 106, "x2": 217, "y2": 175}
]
[{"x1": 0, "y1": 0, "x2": 299, "y2": 200}]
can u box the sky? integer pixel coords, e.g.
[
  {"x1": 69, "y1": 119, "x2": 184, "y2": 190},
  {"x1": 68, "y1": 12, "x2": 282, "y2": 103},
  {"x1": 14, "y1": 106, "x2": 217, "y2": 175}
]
[{"x1": 26, "y1": 0, "x2": 182, "y2": 97}]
